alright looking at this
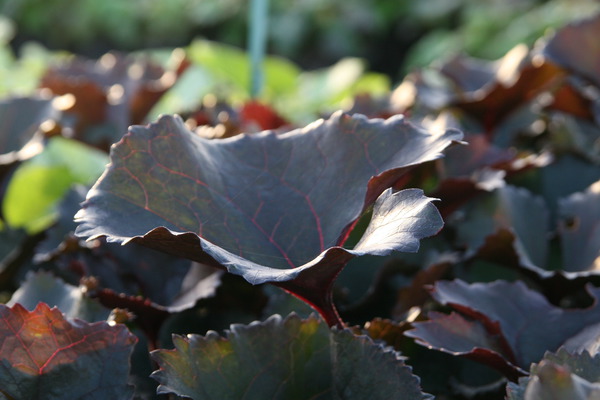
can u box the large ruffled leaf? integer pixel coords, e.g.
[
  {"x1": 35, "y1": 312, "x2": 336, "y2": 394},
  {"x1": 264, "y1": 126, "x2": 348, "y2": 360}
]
[
  {"x1": 75, "y1": 111, "x2": 460, "y2": 325},
  {"x1": 151, "y1": 313, "x2": 431, "y2": 400},
  {"x1": 406, "y1": 280, "x2": 600, "y2": 379},
  {"x1": 0, "y1": 302, "x2": 137, "y2": 399}
]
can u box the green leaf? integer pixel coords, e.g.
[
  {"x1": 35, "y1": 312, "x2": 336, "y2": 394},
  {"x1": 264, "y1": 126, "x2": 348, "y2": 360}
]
[
  {"x1": 3, "y1": 163, "x2": 74, "y2": 233},
  {"x1": 188, "y1": 39, "x2": 301, "y2": 101},
  {"x1": 3, "y1": 137, "x2": 107, "y2": 233},
  {"x1": 151, "y1": 313, "x2": 431, "y2": 400},
  {"x1": 0, "y1": 302, "x2": 137, "y2": 400}
]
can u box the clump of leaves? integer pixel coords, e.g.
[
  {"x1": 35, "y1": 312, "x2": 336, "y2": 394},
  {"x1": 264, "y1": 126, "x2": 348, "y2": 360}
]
[{"x1": 0, "y1": 12, "x2": 600, "y2": 400}]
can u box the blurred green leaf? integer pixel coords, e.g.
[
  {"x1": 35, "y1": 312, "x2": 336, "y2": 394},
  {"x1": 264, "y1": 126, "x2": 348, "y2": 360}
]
[
  {"x1": 3, "y1": 137, "x2": 107, "y2": 233},
  {"x1": 188, "y1": 39, "x2": 300, "y2": 101}
]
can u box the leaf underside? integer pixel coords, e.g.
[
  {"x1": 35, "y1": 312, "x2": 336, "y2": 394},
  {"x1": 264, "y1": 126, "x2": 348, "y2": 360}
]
[{"x1": 407, "y1": 280, "x2": 600, "y2": 379}]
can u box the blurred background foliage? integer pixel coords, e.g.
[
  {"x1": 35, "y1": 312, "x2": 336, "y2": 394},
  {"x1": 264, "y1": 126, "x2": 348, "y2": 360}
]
[{"x1": 1, "y1": 0, "x2": 599, "y2": 82}]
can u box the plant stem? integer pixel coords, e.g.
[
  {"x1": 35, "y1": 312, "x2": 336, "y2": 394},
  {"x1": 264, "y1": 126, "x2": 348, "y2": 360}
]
[{"x1": 248, "y1": 0, "x2": 269, "y2": 98}]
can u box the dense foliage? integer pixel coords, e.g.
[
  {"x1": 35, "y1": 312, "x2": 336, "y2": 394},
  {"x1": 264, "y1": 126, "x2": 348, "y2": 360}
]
[{"x1": 0, "y1": 8, "x2": 599, "y2": 400}]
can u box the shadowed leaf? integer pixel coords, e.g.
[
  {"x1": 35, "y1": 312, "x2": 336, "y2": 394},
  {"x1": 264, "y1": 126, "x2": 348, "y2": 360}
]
[
  {"x1": 407, "y1": 280, "x2": 600, "y2": 379},
  {"x1": 542, "y1": 13, "x2": 600, "y2": 89},
  {"x1": 0, "y1": 96, "x2": 56, "y2": 163},
  {"x1": 7, "y1": 271, "x2": 110, "y2": 322},
  {"x1": 34, "y1": 186, "x2": 213, "y2": 314},
  {"x1": 454, "y1": 185, "x2": 549, "y2": 271},
  {"x1": 151, "y1": 313, "x2": 431, "y2": 400},
  {"x1": 558, "y1": 180, "x2": 600, "y2": 272}
]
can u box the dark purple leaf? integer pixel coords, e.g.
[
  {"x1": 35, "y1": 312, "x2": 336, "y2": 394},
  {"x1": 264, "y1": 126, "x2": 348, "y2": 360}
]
[
  {"x1": 75, "y1": 112, "x2": 460, "y2": 325},
  {"x1": 151, "y1": 313, "x2": 431, "y2": 399},
  {"x1": 421, "y1": 113, "x2": 550, "y2": 218},
  {"x1": 40, "y1": 50, "x2": 187, "y2": 149},
  {"x1": 538, "y1": 155, "x2": 600, "y2": 221},
  {"x1": 0, "y1": 302, "x2": 137, "y2": 399},
  {"x1": 34, "y1": 185, "x2": 90, "y2": 262},
  {"x1": 406, "y1": 280, "x2": 600, "y2": 379},
  {"x1": 0, "y1": 96, "x2": 56, "y2": 162},
  {"x1": 416, "y1": 45, "x2": 563, "y2": 132},
  {"x1": 454, "y1": 185, "x2": 549, "y2": 271},
  {"x1": 547, "y1": 114, "x2": 600, "y2": 164},
  {"x1": 442, "y1": 133, "x2": 515, "y2": 178},
  {"x1": 7, "y1": 271, "x2": 110, "y2": 322},
  {"x1": 0, "y1": 96, "x2": 58, "y2": 217},
  {"x1": 542, "y1": 13, "x2": 600, "y2": 89},
  {"x1": 393, "y1": 257, "x2": 454, "y2": 318},
  {"x1": 540, "y1": 14, "x2": 600, "y2": 128},
  {"x1": 558, "y1": 180, "x2": 600, "y2": 272},
  {"x1": 406, "y1": 311, "x2": 521, "y2": 380},
  {"x1": 36, "y1": 186, "x2": 218, "y2": 314}
]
